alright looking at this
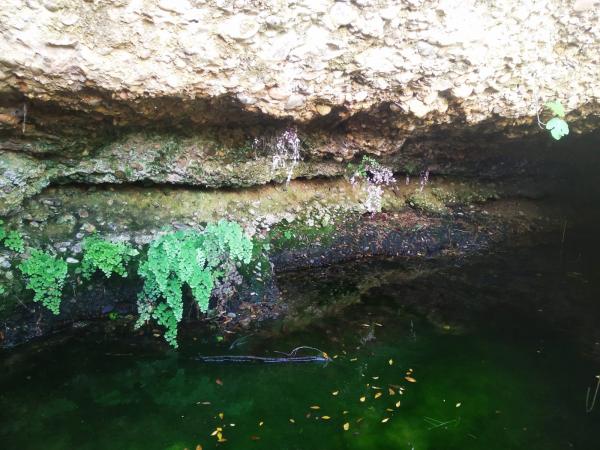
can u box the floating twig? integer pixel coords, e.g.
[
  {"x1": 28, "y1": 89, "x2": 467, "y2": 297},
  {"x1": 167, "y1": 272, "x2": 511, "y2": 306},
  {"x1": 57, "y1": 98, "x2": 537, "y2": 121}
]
[
  {"x1": 196, "y1": 346, "x2": 331, "y2": 364},
  {"x1": 585, "y1": 375, "x2": 600, "y2": 413}
]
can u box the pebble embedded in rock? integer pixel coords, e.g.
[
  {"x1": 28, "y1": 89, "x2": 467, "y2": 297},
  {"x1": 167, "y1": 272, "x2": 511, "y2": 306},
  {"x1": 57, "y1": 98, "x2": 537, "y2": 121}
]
[
  {"x1": 328, "y1": 2, "x2": 358, "y2": 28},
  {"x1": 285, "y1": 94, "x2": 305, "y2": 110},
  {"x1": 219, "y1": 15, "x2": 260, "y2": 41}
]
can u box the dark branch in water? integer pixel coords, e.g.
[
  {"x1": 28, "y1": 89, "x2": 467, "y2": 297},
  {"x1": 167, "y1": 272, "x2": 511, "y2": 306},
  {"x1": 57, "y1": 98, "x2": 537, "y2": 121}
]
[{"x1": 195, "y1": 346, "x2": 331, "y2": 364}]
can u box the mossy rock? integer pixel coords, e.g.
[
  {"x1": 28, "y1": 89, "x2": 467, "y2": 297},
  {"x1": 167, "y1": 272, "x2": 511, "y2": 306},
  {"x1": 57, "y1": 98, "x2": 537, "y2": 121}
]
[{"x1": 406, "y1": 190, "x2": 449, "y2": 215}]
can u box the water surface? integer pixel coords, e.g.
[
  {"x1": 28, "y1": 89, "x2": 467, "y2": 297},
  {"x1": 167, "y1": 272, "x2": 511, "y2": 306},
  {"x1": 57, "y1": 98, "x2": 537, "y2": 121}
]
[{"x1": 1, "y1": 242, "x2": 599, "y2": 450}]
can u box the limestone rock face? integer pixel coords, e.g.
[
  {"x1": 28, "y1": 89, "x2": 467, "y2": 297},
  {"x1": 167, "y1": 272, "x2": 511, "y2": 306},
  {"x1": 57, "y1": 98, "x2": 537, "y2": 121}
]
[
  {"x1": 0, "y1": 0, "x2": 599, "y2": 214},
  {"x1": 0, "y1": 0, "x2": 598, "y2": 127}
]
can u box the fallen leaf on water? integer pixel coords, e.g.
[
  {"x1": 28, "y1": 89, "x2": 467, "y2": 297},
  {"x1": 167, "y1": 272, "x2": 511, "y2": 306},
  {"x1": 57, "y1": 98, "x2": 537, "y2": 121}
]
[
  {"x1": 196, "y1": 445, "x2": 203, "y2": 450},
  {"x1": 218, "y1": 412, "x2": 224, "y2": 420},
  {"x1": 456, "y1": 402, "x2": 462, "y2": 408},
  {"x1": 259, "y1": 421, "x2": 264, "y2": 427},
  {"x1": 321, "y1": 416, "x2": 331, "y2": 420},
  {"x1": 388, "y1": 388, "x2": 396, "y2": 396},
  {"x1": 395, "y1": 400, "x2": 401, "y2": 408},
  {"x1": 216, "y1": 379, "x2": 223, "y2": 386},
  {"x1": 381, "y1": 418, "x2": 390, "y2": 423},
  {"x1": 389, "y1": 359, "x2": 394, "y2": 366},
  {"x1": 217, "y1": 438, "x2": 227, "y2": 443},
  {"x1": 375, "y1": 322, "x2": 383, "y2": 327},
  {"x1": 372, "y1": 386, "x2": 382, "y2": 390},
  {"x1": 343, "y1": 410, "x2": 349, "y2": 415},
  {"x1": 332, "y1": 390, "x2": 339, "y2": 396},
  {"x1": 197, "y1": 401, "x2": 211, "y2": 405},
  {"x1": 350, "y1": 358, "x2": 358, "y2": 362},
  {"x1": 361, "y1": 324, "x2": 370, "y2": 327},
  {"x1": 405, "y1": 376, "x2": 417, "y2": 383},
  {"x1": 359, "y1": 396, "x2": 366, "y2": 402},
  {"x1": 374, "y1": 392, "x2": 382, "y2": 399},
  {"x1": 210, "y1": 428, "x2": 222, "y2": 436},
  {"x1": 343, "y1": 422, "x2": 350, "y2": 431},
  {"x1": 372, "y1": 376, "x2": 379, "y2": 380},
  {"x1": 310, "y1": 405, "x2": 320, "y2": 410},
  {"x1": 386, "y1": 408, "x2": 394, "y2": 412},
  {"x1": 216, "y1": 432, "x2": 223, "y2": 440},
  {"x1": 289, "y1": 418, "x2": 295, "y2": 424}
]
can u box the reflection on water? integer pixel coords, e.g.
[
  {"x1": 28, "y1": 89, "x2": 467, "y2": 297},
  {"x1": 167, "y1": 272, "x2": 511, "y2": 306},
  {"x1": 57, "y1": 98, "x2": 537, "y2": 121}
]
[{"x1": 1, "y1": 238, "x2": 600, "y2": 450}]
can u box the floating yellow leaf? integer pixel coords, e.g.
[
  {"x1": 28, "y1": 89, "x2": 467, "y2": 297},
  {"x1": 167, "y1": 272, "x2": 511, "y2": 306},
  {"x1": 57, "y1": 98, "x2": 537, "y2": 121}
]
[
  {"x1": 332, "y1": 391, "x2": 339, "y2": 396},
  {"x1": 359, "y1": 396, "x2": 366, "y2": 402},
  {"x1": 343, "y1": 422, "x2": 350, "y2": 431},
  {"x1": 374, "y1": 392, "x2": 382, "y2": 399},
  {"x1": 389, "y1": 359, "x2": 394, "y2": 366},
  {"x1": 259, "y1": 421, "x2": 264, "y2": 427},
  {"x1": 456, "y1": 402, "x2": 462, "y2": 408},
  {"x1": 388, "y1": 388, "x2": 396, "y2": 396},
  {"x1": 218, "y1": 412, "x2": 224, "y2": 420},
  {"x1": 350, "y1": 358, "x2": 358, "y2": 362},
  {"x1": 372, "y1": 376, "x2": 379, "y2": 380},
  {"x1": 310, "y1": 405, "x2": 321, "y2": 410},
  {"x1": 361, "y1": 324, "x2": 370, "y2": 327},
  {"x1": 395, "y1": 400, "x2": 401, "y2": 408},
  {"x1": 217, "y1": 438, "x2": 227, "y2": 443},
  {"x1": 381, "y1": 418, "x2": 390, "y2": 423},
  {"x1": 289, "y1": 418, "x2": 295, "y2": 424},
  {"x1": 216, "y1": 432, "x2": 223, "y2": 440},
  {"x1": 343, "y1": 410, "x2": 349, "y2": 415},
  {"x1": 386, "y1": 408, "x2": 394, "y2": 412},
  {"x1": 321, "y1": 416, "x2": 331, "y2": 420},
  {"x1": 405, "y1": 376, "x2": 417, "y2": 383},
  {"x1": 196, "y1": 445, "x2": 203, "y2": 450}
]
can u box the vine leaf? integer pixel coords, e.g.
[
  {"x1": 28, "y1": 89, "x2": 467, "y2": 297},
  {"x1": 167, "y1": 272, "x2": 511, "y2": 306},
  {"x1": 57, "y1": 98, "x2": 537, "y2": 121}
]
[
  {"x1": 545, "y1": 100, "x2": 565, "y2": 118},
  {"x1": 545, "y1": 117, "x2": 569, "y2": 140}
]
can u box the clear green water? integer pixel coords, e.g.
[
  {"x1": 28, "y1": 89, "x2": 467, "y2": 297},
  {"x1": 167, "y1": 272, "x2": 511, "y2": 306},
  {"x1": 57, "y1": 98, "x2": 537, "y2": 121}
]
[{"x1": 1, "y1": 247, "x2": 600, "y2": 450}]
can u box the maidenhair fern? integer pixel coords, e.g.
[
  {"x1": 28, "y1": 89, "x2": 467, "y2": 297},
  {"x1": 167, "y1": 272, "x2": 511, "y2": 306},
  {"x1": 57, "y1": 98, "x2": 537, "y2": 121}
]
[
  {"x1": 136, "y1": 220, "x2": 253, "y2": 347},
  {"x1": 81, "y1": 236, "x2": 138, "y2": 279},
  {"x1": 19, "y1": 250, "x2": 68, "y2": 315},
  {"x1": 0, "y1": 221, "x2": 25, "y2": 253},
  {"x1": 4, "y1": 231, "x2": 24, "y2": 253}
]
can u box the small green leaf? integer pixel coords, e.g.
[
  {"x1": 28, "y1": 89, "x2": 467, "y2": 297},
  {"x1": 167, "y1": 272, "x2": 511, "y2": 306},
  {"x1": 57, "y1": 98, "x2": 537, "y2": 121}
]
[
  {"x1": 546, "y1": 117, "x2": 569, "y2": 140},
  {"x1": 545, "y1": 101, "x2": 565, "y2": 118}
]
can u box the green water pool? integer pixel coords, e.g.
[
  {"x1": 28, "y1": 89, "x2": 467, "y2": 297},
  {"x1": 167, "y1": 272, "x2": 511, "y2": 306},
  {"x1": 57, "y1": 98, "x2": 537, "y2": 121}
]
[{"x1": 1, "y1": 248, "x2": 599, "y2": 450}]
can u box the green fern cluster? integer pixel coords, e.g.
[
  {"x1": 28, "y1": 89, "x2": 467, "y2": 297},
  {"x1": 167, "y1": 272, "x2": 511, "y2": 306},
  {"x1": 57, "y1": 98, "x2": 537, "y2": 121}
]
[
  {"x1": 18, "y1": 250, "x2": 68, "y2": 315},
  {"x1": 81, "y1": 236, "x2": 138, "y2": 279},
  {"x1": 0, "y1": 220, "x2": 25, "y2": 253},
  {"x1": 136, "y1": 220, "x2": 253, "y2": 347}
]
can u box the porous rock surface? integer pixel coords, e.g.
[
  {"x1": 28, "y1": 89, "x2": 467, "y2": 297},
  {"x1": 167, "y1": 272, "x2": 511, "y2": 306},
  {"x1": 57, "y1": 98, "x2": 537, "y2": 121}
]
[
  {"x1": 1, "y1": 0, "x2": 598, "y2": 127},
  {"x1": 0, "y1": 0, "x2": 599, "y2": 215}
]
